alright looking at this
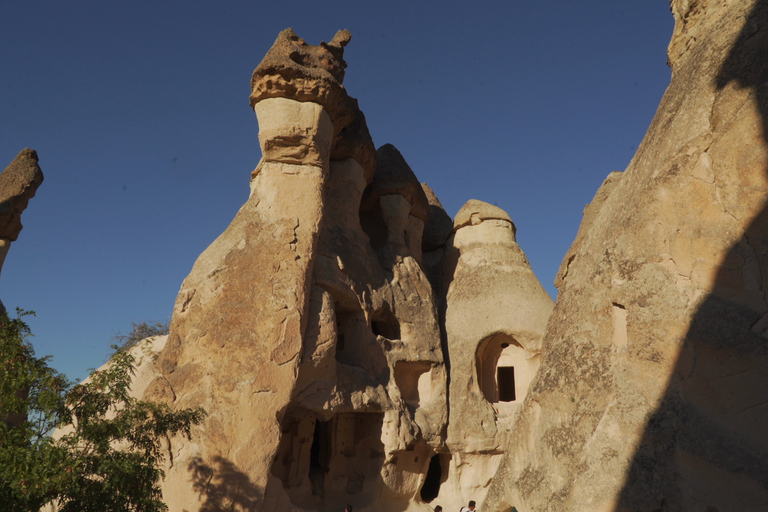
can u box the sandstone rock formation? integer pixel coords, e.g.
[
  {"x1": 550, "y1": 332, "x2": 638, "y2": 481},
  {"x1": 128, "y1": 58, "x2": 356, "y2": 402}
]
[
  {"x1": 0, "y1": 148, "x2": 44, "y2": 313},
  {"x1": 483, "y1": 1, "x2": 768, "y2": 511},
  {"x1": 59, "y1": 4, "x2": 767, "y2": 509},
  {"x1": 139, "y1": 29, "x2": 553, "y2": 512}
]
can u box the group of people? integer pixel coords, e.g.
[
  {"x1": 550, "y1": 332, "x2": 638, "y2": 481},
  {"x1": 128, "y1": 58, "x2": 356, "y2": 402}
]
[
  {"x1": 434, "y1": 500, "x2": 477, "y2": 512},
  {"x1": 343, "y1": 500, "x2": 477, "y2": 512}
]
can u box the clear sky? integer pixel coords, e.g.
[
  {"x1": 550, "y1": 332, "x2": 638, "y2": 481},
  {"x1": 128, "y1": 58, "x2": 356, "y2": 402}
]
[{"x1": 0, "y1": 1, "x2": 674, "y2": 382}]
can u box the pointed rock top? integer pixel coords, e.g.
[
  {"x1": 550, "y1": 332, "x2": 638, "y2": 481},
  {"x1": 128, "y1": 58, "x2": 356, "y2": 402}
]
[
  {"x1": 250, "y1": 28, "x2": 351, "y2": 113},
  {"x1": 365, "y1": 144, "x2": 429, "y2": 221},
  {"x1": 0, "y1": 149, "x2": 44, "y2": 241}
]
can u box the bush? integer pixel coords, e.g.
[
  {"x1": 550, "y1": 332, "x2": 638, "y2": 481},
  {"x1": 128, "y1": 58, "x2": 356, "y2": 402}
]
[{"x1": 110, "y1": 320, "x2": 170, "y2": 355}]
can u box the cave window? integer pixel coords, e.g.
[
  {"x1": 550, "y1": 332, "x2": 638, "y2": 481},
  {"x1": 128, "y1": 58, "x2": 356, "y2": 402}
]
[
  {"x1": 394, "y1": 361, "x2": 432, "y2": 407},
  {"x1": 497, "y1": 366, "x2": 516, "y2": 402}
]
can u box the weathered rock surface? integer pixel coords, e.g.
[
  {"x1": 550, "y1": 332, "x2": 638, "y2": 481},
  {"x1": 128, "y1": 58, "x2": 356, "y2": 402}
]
[
  {"x1": 130, "y1": 26, "x2": 560, "y2": 511},
  {"x1": 484, "y1": 1, "x2": 768, "y2": 511},
  {"x1": 0, "y1": 148, "x2": 43, "y2": 313}
]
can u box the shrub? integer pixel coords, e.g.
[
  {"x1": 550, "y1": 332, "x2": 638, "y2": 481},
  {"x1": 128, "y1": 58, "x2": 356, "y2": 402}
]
[{"x1": 0, "y1": 309, "x2": 204, "y2": 512}]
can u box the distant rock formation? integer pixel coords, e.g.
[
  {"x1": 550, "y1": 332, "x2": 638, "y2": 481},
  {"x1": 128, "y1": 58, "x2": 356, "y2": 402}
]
[
  {"x1": 143, "y1": 29, "x2": 552, "y2": 512},
  {"x1": 0, "y1": 148, "x2": 43, "y2": 313},
  {"x1": 484, "y1": 1, "x2": 768, "y2": 511}
]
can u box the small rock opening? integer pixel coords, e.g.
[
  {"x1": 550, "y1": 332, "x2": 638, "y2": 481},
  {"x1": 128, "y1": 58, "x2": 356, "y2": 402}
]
[
  {"x1": 394, "y1": 361, "x2": 433, "y2": 407},
  {"x1": 371, "y1": 307, "x2": 401, "y2": 340},
  {"x1": 419, "y1": 454, "x2": 443, "y2": 502},
  {"x1": 309, "y1": 418, "x2": 331, "y2": 495},
  {"x1": 334, "y1": 303, "x2": 368, "y2": 365}
]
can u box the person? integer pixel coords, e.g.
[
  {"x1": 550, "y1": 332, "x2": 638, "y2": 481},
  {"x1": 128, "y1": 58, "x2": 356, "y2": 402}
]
[
  {"x1": 460, "y1": 500, "x2": 476, "y2": 512},
  {"x1": 434, "y1": 507, "x2": 442, "y2": 512},
  {"x1": 345, "y1": 505, "x2": 353, "y2": 512}
]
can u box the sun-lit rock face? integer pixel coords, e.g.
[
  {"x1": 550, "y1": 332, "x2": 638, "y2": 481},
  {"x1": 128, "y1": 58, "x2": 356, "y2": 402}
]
[
  {"x1": 138, "y1": 29, "x2": 553, "y2": 512},
  {"x1": 484, "y1": 1, "x2": 768, "y2": 511}
]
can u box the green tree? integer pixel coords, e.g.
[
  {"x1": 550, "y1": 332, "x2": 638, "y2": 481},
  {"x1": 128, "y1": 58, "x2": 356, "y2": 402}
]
[{"x1": 0, "y1": 309, "x2": 205, "y2": 512}]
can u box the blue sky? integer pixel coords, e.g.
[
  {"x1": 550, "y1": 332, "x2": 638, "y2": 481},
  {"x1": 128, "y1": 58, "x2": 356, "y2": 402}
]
[{"x1": 0, "y1": 1, "x2": 673, "y2": 382}]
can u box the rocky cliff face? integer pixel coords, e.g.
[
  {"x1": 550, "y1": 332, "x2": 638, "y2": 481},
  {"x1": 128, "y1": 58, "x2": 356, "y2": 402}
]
[{"x1": 484, "y1": 1, "x2": 768, "y2": 511}]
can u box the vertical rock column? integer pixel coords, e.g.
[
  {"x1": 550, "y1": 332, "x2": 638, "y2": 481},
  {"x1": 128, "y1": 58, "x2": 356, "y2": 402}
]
[{"x1": 150, "y1": 30, "x2": 349, "y2": 512}]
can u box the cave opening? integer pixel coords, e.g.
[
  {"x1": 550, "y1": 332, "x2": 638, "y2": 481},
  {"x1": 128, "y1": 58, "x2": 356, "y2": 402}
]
[{"x1": 419, "y1": 454, "x2": 442, "y2": 502}]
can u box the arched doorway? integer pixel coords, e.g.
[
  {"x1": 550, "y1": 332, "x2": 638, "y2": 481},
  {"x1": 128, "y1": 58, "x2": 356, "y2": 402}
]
[{"x1": 476, "y1": 333, "x2": 535, "y2": 407}]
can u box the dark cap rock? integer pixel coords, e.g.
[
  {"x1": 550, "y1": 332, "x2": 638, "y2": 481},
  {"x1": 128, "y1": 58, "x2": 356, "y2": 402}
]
[
  {"x1": 251, "y1": 29, "x2": 375, "y2": 179},
  {"x1": 251, "y1": 29, "x2": 352, "y2": 125}
]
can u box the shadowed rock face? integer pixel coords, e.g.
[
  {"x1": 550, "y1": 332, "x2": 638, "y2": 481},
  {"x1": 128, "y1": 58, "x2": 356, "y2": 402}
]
[{"x1": 484, "y1": 1, "x2": 768, "y2": 511}]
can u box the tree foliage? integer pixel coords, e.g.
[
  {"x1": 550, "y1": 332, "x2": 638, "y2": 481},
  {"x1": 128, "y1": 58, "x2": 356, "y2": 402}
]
[
  {"x1": 110, "y1": 320, "x2": 170, "y2": 356},
  {"x1": 0, "y1": 309, "x2": 204, "y2": 512}
]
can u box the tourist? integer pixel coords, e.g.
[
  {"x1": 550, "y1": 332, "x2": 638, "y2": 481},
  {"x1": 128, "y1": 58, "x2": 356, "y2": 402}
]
[{"x1": 460, "y1": 500, "x2": 476, "y2": 512}]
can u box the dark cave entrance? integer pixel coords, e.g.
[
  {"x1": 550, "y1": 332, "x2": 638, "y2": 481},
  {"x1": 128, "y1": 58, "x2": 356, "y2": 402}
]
[
  {"x1": 371, "y1": 307, "x2": 401, "y2": 340},
  {"x1": 419, "y1": 454, "x2": 442, "y2": 502},
  {"x1": 309, "y1": 419, "x2": 331, "y2": 495}
]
